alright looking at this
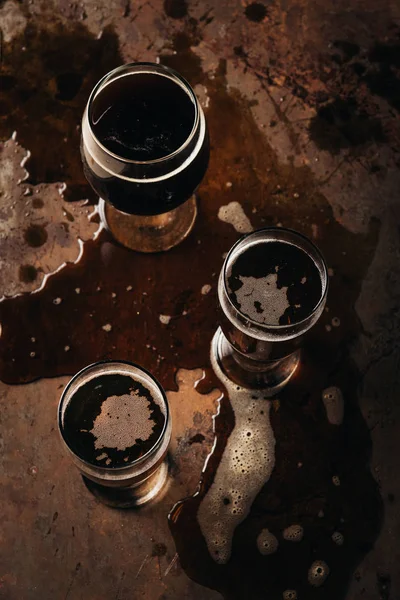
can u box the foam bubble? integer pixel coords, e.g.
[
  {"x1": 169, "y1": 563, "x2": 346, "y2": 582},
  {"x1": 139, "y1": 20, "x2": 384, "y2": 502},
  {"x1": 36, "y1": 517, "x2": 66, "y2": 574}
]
[
  {"x1": 308, "y1": 560, "x2": 330, "y2": 587},
  {"x1": 332, "y1": 531, "x2": 344, "y2": 546},
  {"x1": 197, "y1": 347, "x2": 276, "y2": 564},
  {"x1": 201, "y1": 284, "x2": 212, "y2": 295},
  {"x1": 233, "y1": 273, "x2": 289, "y2": 325},
  {"x1": 283, "y1": 524, "x2": 304, "y2": 542},
  {"x1": 159, "y1": 314, "x2": 171, "y2": 325},
  {"x1": 322, "y1": 386, "x2": 344, "y2": 425},
  {"x1": 90, "y1": 391, "x2": 155, "y2": 451},
  {"x1": 283, "y1": 591, "x2": 297, "y2": 600},
  {"x1": 217, "y1": 201, "x2": 253, "y2": 234},
  {"x1": 257, "y1": 529, "x2": 278, "y2": 555},
  {"x1": 332, "y1": 475, "x2": 341, "y2": 486}
]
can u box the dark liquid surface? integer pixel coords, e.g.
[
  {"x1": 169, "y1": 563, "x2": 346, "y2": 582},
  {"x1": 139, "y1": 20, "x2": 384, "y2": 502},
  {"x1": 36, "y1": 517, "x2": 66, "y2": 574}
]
[
  {"x1": 62, "y1": 373, "x2": 165, "y2": 468},
  {"x1": 82, "y1": 72, "x2": 209, "y2": 215},
  {"x1": 90, "y1": 72, "x2": 196, "y2": 161},
  {"x1": 227, "y1": 241, "x2": 324, "y2": 326}
]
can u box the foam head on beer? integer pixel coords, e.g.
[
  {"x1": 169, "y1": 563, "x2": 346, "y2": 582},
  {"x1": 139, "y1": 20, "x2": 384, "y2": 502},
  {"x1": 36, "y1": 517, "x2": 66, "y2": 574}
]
[
  {"x1": 226, "y1": 238, "x2": 324, "y2": 327},
  {"x1": 60, "y1": 362, "x2": 166, "y2": 469}
]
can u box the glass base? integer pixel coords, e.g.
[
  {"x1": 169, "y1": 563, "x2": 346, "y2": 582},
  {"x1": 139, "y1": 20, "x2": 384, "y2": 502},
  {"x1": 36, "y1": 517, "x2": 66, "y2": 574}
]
[
  {"x1": 212, "y1": 328, "x2": 300, "y2": 394},
  {"x1": 99, "y1": 196, "x2": 197, "y2": 253},
  {"x1": 82, "y1": 460, "x2": 169, "y2": 509}
]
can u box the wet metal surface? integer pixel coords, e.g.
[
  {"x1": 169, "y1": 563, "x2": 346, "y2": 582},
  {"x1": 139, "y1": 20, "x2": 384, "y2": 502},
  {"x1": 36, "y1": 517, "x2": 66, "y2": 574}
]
[{"x1": 1, "y1": 0, "x2": 400, "y2": 598}]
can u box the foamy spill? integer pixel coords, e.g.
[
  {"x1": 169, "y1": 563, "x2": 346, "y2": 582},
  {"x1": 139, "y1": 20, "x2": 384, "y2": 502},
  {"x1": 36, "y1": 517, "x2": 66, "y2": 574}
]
[
  {"x1": 308, "y1": 560, "x2": 330, "y2": 587},
  {"x1": 322, "y1": 387, "x2": 344, "y2": 425},
  {"x1": 197, "y1": 348, "x2": 276, "y2": 564},
  {"x1": 201, "y1": 284, "x2": 212, "y2": 295},
  {"x1": 256, "y1": 529, "x2": 278, "y2": 555},
  {"x1": 159, "y1": 314, "x2": 172, "y2": 325},
  {"x1": 90, "y1": 391, "x2": 155, "y2": 451},
  {"x1": 217, "y1": 201, "x2": 253, "y2": 234},
  {"x1": 282, "y1": 524, "x2": 304, "y2": 542}
]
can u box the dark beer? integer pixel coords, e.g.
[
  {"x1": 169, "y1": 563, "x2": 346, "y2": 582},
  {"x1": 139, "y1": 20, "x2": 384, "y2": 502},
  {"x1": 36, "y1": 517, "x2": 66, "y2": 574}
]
[
  {"x1": 62, "y1": 371, "x2": 166, "y2": 468},
  {"x1": 226, "y1": 240, "x2": 323, "y2": 327},
  {"x1": 90, "y1": 73, "x2": 195, "y2": 161},
  {"x1": 82, "y1": 68, "x2": 209, "y2": 216},
  {"x1": 216, "y1": 228, "x2": 328, "y2": 390},
  {"x1": 58, "y1": 360, "x2": 171, "y2": 508}
]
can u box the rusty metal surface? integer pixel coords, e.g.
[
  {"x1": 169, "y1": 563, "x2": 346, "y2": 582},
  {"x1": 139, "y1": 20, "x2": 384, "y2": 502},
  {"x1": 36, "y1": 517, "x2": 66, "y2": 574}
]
[{"x1": 1, "y1": 0, "x2": 400, "y2": 598}]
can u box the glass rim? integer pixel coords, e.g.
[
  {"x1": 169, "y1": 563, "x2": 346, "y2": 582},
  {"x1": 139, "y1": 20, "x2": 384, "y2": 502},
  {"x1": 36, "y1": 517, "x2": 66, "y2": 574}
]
[
  {"x1": 58, "y1": 359, "x2": 170, "y2": 472},
  {"x1": 222, "y1": 226, "x2": 329, "y2": 332},
  {"x1": 85, "y1": 62, "x2": 200, "y2": 166}
]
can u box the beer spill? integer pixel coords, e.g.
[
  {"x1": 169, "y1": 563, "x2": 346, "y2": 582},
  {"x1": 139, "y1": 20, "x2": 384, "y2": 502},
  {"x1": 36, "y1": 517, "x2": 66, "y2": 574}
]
[
  {"x1": 217, "y1": 201, "x2": 254, "y2": 234},
  {"x1": 322, "y1": 386, "x2": 344, "y2": 425},
  {"x1": 196, "y1": 346, "x2": 276, "y2": 564}
]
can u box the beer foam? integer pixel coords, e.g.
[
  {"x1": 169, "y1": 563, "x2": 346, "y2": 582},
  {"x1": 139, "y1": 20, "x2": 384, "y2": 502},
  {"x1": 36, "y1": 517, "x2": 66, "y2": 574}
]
[
  {"x1": 218, "y1": 201, "x2": 253, "y2": 234},
  {"x1": 322, "y1": 387, "x2": 344, "y2": 425},
  {"x1": 282, "y1": 524, "x2": 304, "y2": 542},
  {"x1": 308, "y1": 561, "x2": 330, "y2": 587},
  {"x1": 197, "y1": 346, "x2": 276, "y2": 564},
  {"x1": 332, "y1": 531, "x2": 344, "y2": 546},
  {"x1": 159, "y1": 314, "x2": 171, "y2": 325},
  {"x1": 234, "y1": 273, "x2": 289, "y2": 325},
  {"x1": 257, "y1": 529, "x2": 278, "y2": 555},
  {"x1": 90, "y1": 391, "x2": 155, "y2": 451},
  {"x1": 283, "y1": 591, "x2": 297, "y2": 600}
]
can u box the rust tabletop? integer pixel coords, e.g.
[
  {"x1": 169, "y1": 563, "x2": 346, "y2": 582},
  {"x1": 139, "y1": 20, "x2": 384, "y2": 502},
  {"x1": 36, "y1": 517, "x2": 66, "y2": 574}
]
[{"x1": 0, "y1": 0, "x2": 399, "y2": 598}]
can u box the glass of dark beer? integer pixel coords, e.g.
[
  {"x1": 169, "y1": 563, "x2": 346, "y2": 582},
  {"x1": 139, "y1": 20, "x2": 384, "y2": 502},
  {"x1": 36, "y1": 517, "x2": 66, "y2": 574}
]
[
  {"x1": 81, "y1": 63, "x2": 209, "y2": 252},
  {"x1": 58, "y1": 360, "x2": 172, "y2": 507},
  {"x1": 213, "y1": 227, "x2": 328, "y2": 392}
]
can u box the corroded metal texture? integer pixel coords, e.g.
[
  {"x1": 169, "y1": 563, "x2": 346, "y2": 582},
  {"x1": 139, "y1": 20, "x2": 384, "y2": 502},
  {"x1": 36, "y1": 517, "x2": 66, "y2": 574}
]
[{"x1": 0, "y1": 0, "x2": 400, "y2": 598}]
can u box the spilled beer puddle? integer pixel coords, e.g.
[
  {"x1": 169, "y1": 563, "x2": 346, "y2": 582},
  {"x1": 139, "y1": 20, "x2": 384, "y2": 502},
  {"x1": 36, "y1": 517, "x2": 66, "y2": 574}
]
[{"x1": 169, "y1": 334, "x2": 382, "y2": 599}]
